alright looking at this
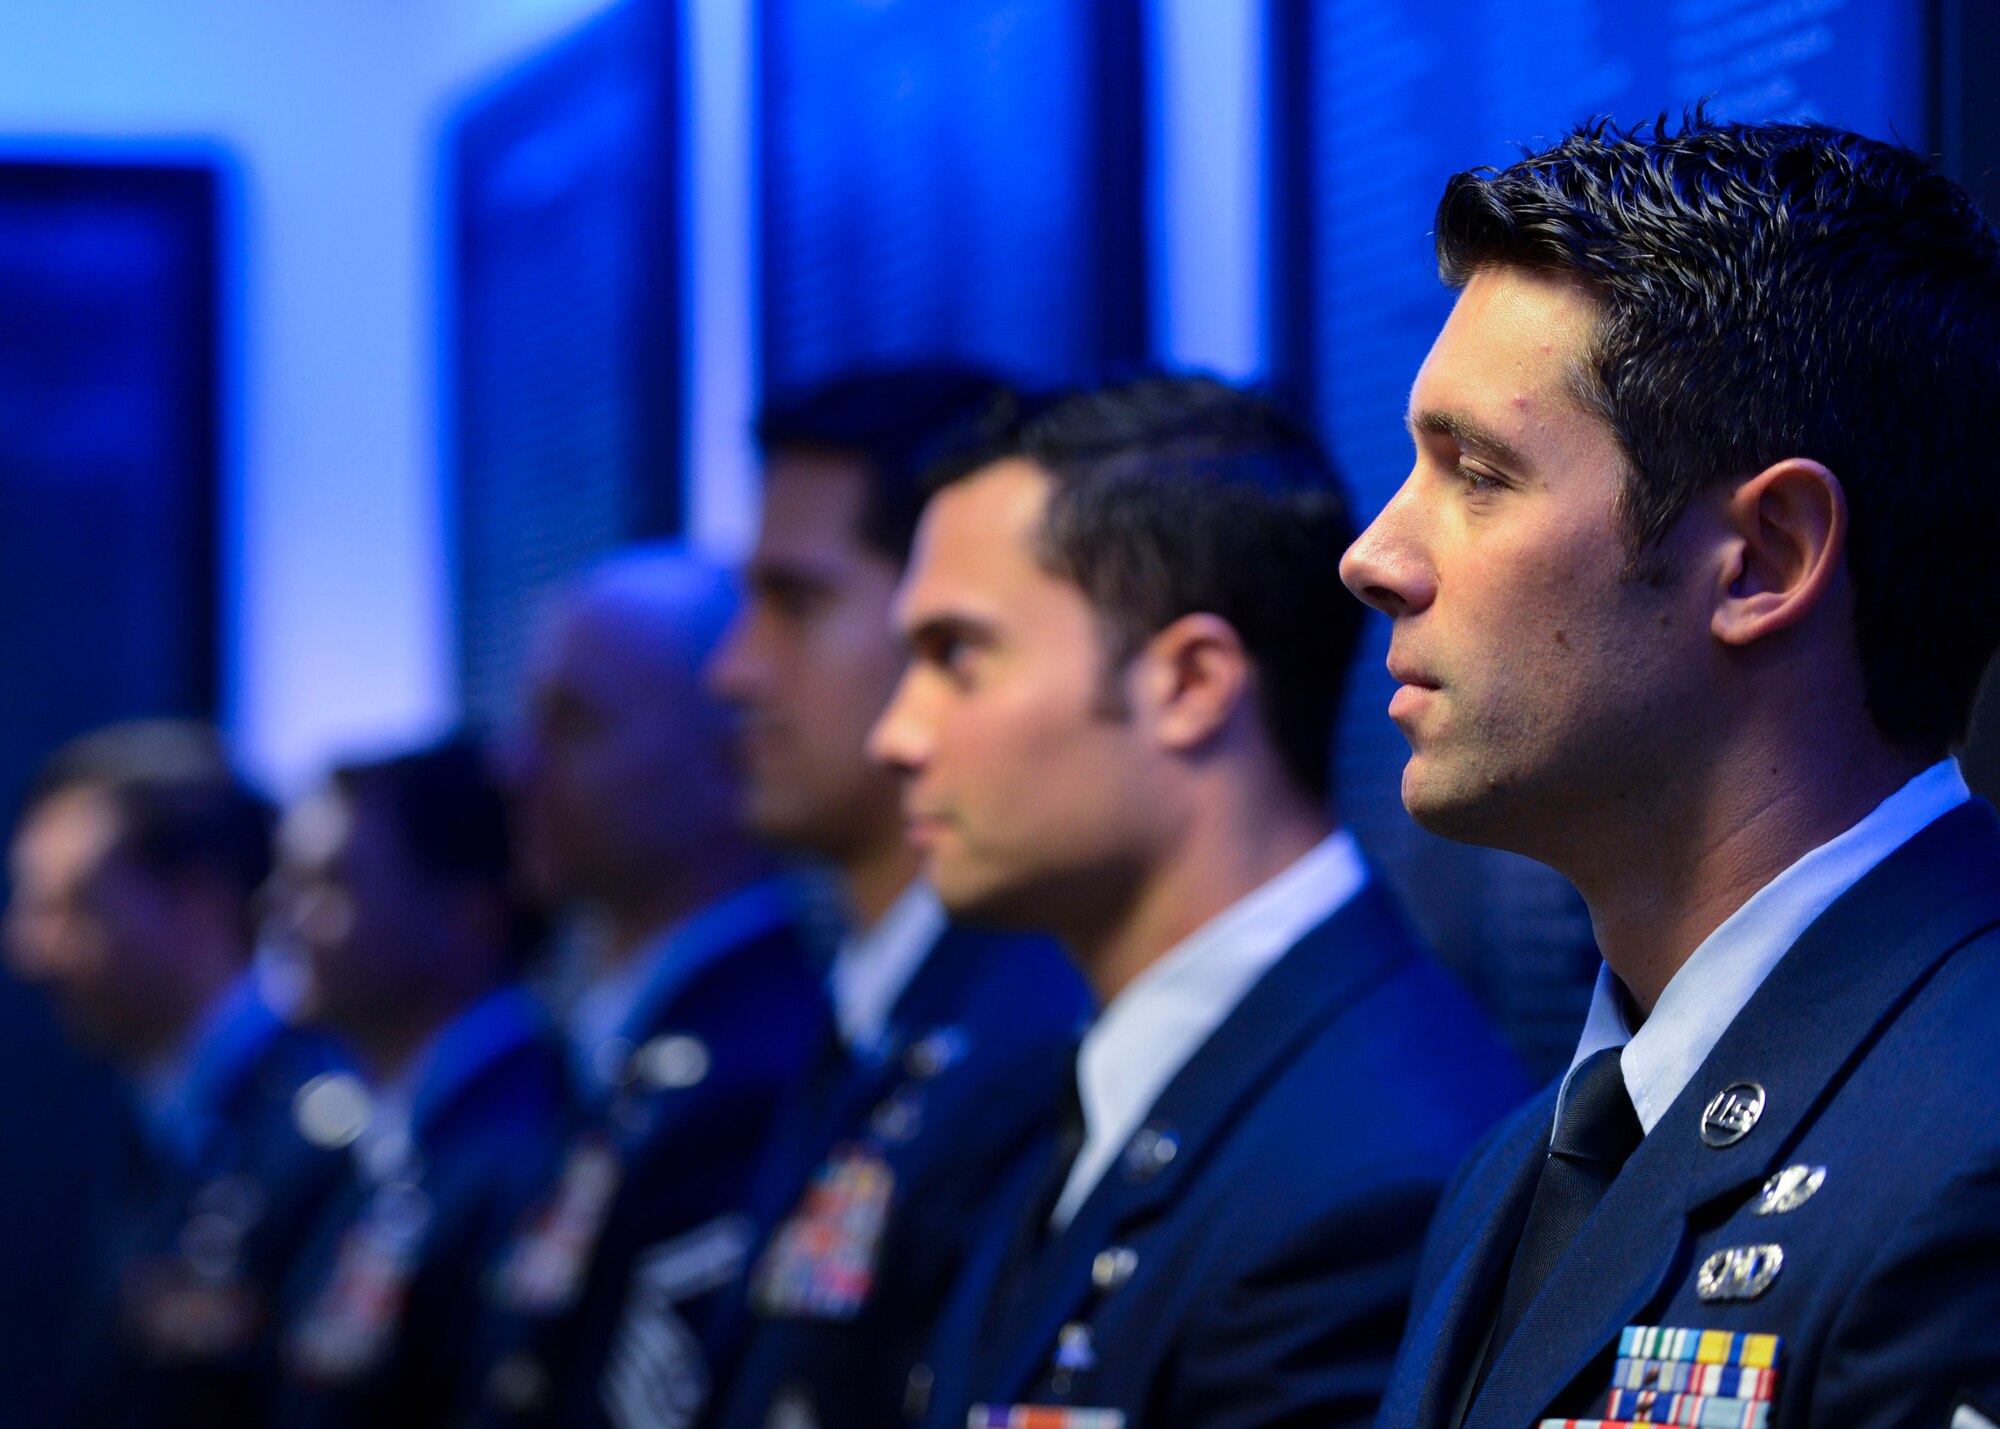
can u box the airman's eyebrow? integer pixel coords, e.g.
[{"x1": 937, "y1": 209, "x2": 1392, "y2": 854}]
[
  {"x1": 1407, "y1": 410, "x2": 1533, "y2": 473},
  {"x1": 900, "y1": 612, "x2": 997, "y2": 655}
]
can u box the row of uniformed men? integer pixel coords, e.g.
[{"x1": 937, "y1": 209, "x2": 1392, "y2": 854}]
[
  {"x1": 16, "y1": 111, "x2": 2000, "y2": 1429},
  {"x1": 3, "y1": 366, "x2": 1522, "y2": 1429}
]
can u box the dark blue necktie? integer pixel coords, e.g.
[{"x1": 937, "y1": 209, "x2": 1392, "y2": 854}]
[{"x1": 1472, "y1": 1047, "x2": 1643, "y2": 1400}]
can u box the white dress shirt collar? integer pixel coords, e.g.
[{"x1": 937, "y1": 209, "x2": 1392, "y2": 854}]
[
  {"x1": 1051, "y1": 829, "x2": 1368, "y2": 1229},
  {"x1": 1568, "y1": 758, "x2": 1972, "y2": 1134},
  {"x1": 830, "y1": 880, "x2": 947, "y2": 1054}
]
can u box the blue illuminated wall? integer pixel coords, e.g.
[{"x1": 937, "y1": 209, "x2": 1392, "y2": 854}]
[
  {"x1": 0, "y1": 161, "x2": 217, "y2": 823},
  {"x1": 1272, "y1": 0, "x2": 1931, "y2": 1075},
  {"x1": 1275, "y1": 0, "x2": 1927, "y2": 512},
  {"x1": 760, "y1": 0, "x2": 1148, "y2": 393},
  {"x1": 452, "y1": 0, "x2": 682, "y2": 731}
]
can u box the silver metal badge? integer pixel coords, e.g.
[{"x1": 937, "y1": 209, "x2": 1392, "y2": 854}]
[
  {"x1": 869, "y1": 1089, "x2": 923, "y2": 1144},
  {"x1": 902, "y1": 1027, "x2": 967, "y2": 1080},
  {"x1": 1091, "y1": 1245, "x2": 1139, "y2": 1292},
  {"x1": 293, "y1": 1072, "x2": 373, "y2": 1150},
  {"x1": 640, "y1": 1034, "x2": 711, "y2": 1090},
  {"x1": 1753, "y1": 1164, "x2": 1825, "y2": 1215},
  {"x1": 1700, "y1": 1082, "x2": 1767, "y2": 1147},
  {"x1": 1696, "y1": 1243, "x2": 1784, "y2": 1301},
  {"x1": 1054, "y1": 1321, "x2": 1097, "y2": 1372},
  {"x1": 1123, "y1": 1125, "x2": 1179, "y2": 1181}
]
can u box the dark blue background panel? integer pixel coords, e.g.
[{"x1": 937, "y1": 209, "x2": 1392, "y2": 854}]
[
  {"x1": 0, "y1": 160, "x2": 218, "y2": 828},
  {"x1": 1276, "y1": 0, "x2": 1927, "y2": 514},
  {"x1": 451, "y1": 0, "x2": 682, "y2": 732},
  {"x1": 760, "y1": 0, "x2": 1147, "y2": 394}
]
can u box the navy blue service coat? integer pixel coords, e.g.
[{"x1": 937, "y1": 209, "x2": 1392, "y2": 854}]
[
  {"x1": 471, "y1": 913, "x2": 829, "y2": 1429},
  {"x1": 915, "y1": 882, "x2": 1529, "y2": 1429},
  {"x1": 0, "y1": 974, "x2": 130, "y2": 1427},
  {"x1": 1378, "y1": 799, "x2": 2000, "y2": 1429},
  {"x1": 273, "y1": 988, "x2": 571, "y2": 1429},
  {"x1": 117, "y1": 994, "x2": 351, "y2": 1428},
  {"x1": 707, "y1": 925, "x2": 1091, "y2": 1429}
]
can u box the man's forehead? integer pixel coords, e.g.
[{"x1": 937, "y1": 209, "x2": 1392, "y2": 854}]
[
  {"x1": 19, "y1": 785, "x2": 125, "y2": 872},
  {"x1": 1408, "y1": 267, "x2": 1604, "y2": 438},
  {"x1": 896, "y1": 461, "x2": 1055, "y2": 623},
  {"x1": 760, "y1": 450, "x2": 872, "y2": 537}
]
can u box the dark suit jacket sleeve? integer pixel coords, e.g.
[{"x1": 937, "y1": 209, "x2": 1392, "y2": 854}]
[
  {"x1": 1164, "y1": 1165, "x2": 1452, "y2": 1429},
  {"x1": 1815, "y1": 1139, "x2": 2000, "y2": 1427}
]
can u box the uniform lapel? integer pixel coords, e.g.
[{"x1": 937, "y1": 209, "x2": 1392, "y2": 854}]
[
  {"x1": 1467, "y1": 801, "x2": 2000, "y2": 1429},
  {"x1": 1383, "y1": 1093, "x2": 1553, "y2": 1429},
  {"x1": 975, "y1": 884, "x2": 1418, "y2": 1404}
]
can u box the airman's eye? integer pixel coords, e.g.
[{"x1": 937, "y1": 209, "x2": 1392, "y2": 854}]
[
  {"x1": 1455, "y1": 461, "x2": 1503, "y2": 494},
  {"x1": 936, "y1": 634, "x2": 972, "y2": 673}
]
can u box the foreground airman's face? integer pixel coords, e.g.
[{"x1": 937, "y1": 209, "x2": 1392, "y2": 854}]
[
  {"x1": 1340, "y1": 266, "x2": 1710, "y2": 855},
  {"x1": 869, "y1": 459, "x2": 1159, "y2": 930},
  {"x1": 707, "y1": 452, "x2": 910, "y2": 862}
]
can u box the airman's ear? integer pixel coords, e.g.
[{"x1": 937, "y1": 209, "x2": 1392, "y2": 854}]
[
  {"x1": 1710, "y1": 458, "x2": 1847, "y2": 648},
  {"x1": 1136, "y1": 613, "x2": 1253, "y2": 755}
]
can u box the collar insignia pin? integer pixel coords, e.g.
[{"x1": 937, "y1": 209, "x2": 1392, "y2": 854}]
[
  {"x1": 638, "y1": 1034, "x2": 710, "y2": 1090},
  {"x1": 1701, "y1": 1081, "x2": 1767, "y2": 1147},
  {"x1": 1123, "y1": 1125, "x2": 1178, "y2": 1182},
  {"x1": 1753, "y1": 1163, "x2": 1825, "y2": 1215},
  {"x1": 1696, "y1": 1243, "x2": 1784, "y2": 1301},
  {"x1": 1091, "y1": 1245, "x2": 1138, "y2": 1292}
]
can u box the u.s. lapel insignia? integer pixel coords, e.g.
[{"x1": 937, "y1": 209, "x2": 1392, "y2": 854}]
[
  {"x1": 1696, "y1": 1244, "x2": 1784, "y2": 1302},
  {"x1": 1751, "y1": 1164, "x2": 1824, "y2": 1216},
  {"x1": 1701, "y1": 1083, "x2": 1767, "y2": 1147}
]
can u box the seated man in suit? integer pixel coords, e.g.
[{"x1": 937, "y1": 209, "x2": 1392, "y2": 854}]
[
  {"x1": 1340, "y1": 115, "x2": 2000, "y2": 1428},
  {"x1": 472, "y1": 547, "x2": 827, "y2": 1429},
  {"x1": 700, "y1": 369, "x2": 1091, "y2": 1429},
  {"x1": 872, "y1": 374, "x2": 1527, "y2": 1429},
  {"x1": 5, "y1": 720, "x2": 347, "y2": 1427},
  {"x1": 272, "y1": 736, "x2": 572, "y2": 1429}
]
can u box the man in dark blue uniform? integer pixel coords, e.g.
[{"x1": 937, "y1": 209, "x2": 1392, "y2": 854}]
[
  {"x1": 871, "y1": 375, "x2": 1527, "y2": 1429},
  {"x1": 5, "y1": 721, "x2": 347, "y2": 1427},
  {"x1": 699, "y1": 370, "x2": 1092, "y2": 1429},
  {"x1": 471, "y1": 548, "x2": 828, "y2": 1429},
  {"x1": 0, "y1": 970, "x2": 123, "y2": 1428},
  {"x1": 271, "y1": 736, "x2": 571, "y2": 1429},
  {"x1": 1340, "y1": 115, "x2": 2000, "y2": 1428}
]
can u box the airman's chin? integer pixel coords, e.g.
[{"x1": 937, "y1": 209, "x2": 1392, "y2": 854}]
[
  {"x1": 1399, "y1": 763, "x2": 1508, "y2": 849},
  {"x1": 928, "y1": 869, "x2": 1038, "y2": 933}
]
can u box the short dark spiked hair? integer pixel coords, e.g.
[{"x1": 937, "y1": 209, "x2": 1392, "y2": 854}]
[
  {"x1": 927, "y1": 374, "x2": 1360, "y2": 803},
  {"x1": 755, "y1": 366, "x2": 1016, "y2": 566},
  {"x1": 1434, "y1": 112, "x2": 2000, "y2": 754}
]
